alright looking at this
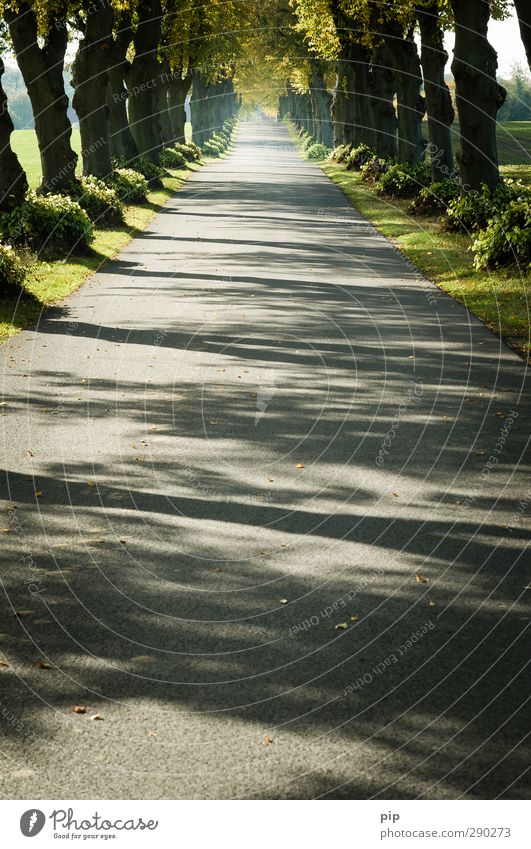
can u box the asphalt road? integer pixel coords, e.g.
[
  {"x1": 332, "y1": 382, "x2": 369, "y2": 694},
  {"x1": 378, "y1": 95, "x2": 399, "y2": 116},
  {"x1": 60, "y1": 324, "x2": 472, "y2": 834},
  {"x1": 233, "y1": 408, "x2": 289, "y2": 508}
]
[{"x1": 0, "y1": 120, "x2": 529, "y2": 800}]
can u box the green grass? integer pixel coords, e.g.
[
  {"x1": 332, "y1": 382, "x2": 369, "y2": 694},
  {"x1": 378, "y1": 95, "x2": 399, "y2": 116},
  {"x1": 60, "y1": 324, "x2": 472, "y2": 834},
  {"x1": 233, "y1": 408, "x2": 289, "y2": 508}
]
[
  {"x1": 429, "y1": 120, "x2": 531, "y2": 168},
  {"x1": 288, "y1": 121, "x2": 530, "y2": 357}
]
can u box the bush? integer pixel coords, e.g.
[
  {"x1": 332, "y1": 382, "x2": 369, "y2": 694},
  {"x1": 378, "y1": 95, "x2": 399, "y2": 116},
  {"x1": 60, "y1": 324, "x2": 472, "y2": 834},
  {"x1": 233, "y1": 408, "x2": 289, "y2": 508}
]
[
  {"x1": 0, "y1": 192, "x2": 93, "y2": 259},
  {"x1": 346, "y1": 144, "x2": 376, "y2": 171},
  {"x1": 445, "y1": 180, "x2": 531, "y2": 232},
  {"x1": 360, "y1": 157, "x2": 392, "y2": 183},
  {"x1": 106, "y1": 168, "x2": 149, "y2": 204},
  {"x1": 172, "y1": 142, "x2": 201, "y2": 162},
  {"x1": 69, "y1": 176, "x2": 124, "y2": 227},
  {"x1": 330, "y1": 144, "x2": 353, "y2": 163},
  {"x1": 301, "y1": 135, "x2": 316, "y2": 152},
  {"x1": 0, "y1": 242, "x2": 26, "y2": 296},
  {"x1": 202, "y1": 139, "x2": 222, "y2": 156},
  {"x1": 160, "y1": 147, "x2": 187, "y2": 168},
  {"x1": 376, "y1": 162, "x2": 431, "y2": 198},
  {"x1": 132, "y1": 156, "x2": 165, "y2": 186},
  {"x1": 409, "y1": 179, "x2": 461, "y2": 215},
  {"x1": 472, "y1": 198, "x2": 531, "y2": 269},
  {"x1": 306, "y1": 143, "x2": 331, "y2": 160}
]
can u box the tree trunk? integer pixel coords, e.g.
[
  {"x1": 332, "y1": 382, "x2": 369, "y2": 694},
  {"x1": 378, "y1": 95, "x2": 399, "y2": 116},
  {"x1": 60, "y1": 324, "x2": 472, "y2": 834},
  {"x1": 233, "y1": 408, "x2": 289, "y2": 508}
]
[
  {"x1": 514, "y1": 0, "x2": 531, "y2": 72},
  {"x1": 0, "y1": 54, "x2": 28, "y2": 210},
  {"x1": 417, "y1": 2, "x2": 455, "y2": 181},
  {"x1": 156, "y1": 60, "x2": 173, "y2": 146},
  {"x1": 168, "y1": 73, "x2": 192, "y2": 144},
  {"x1": 309, "y1": 71, "x2": 333, "y2": 147},
  {"x1": 331, "y1": 50, "x2": 350, "y2": 146},
  {"x1": 191, "y1": 71, "x2": 211, "y2": 145},
  {"x1": 107, "y1": 19, "x2": 138, "y2": 163},
  {"x1": 451, "y1": 0, "x2": 506, "y2": 189},
  {"x1": 369, "y1": 44, "x2": 397, "y2": 160},
  {"x1": 5, "y1": 2, "x2": 78, "y2": 192},
  {"x1": 387, "y1": 26, "x2": 426, "y2": 164},
  {"x1": 350, "y1": 41, "x2": 374, "y2": 148},
  {"x1": 127, "y1": 0, "x2": 162, "y2": 164},
  {"x1": 72, "y1": 0, "x2": 113, "y2": 178}
]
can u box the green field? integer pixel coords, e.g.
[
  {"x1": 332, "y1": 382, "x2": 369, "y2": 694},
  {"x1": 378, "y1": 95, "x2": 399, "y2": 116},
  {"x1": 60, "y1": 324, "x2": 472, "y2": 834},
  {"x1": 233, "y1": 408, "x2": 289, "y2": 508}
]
[{"x1": 424, "y1": 120, "x2": 531, "y2": 169}]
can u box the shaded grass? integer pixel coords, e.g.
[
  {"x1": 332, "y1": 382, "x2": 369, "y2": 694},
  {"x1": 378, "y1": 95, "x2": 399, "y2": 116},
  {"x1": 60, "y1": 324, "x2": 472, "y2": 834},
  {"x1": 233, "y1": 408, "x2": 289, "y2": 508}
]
[{"x1": 0, "y1": 166, "x2": 199, "y2": 342}]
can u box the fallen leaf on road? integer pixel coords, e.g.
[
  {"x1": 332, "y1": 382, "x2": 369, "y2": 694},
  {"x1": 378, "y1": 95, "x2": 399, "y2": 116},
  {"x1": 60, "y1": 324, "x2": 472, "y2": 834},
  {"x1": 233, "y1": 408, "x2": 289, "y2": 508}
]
[
  {"x1": 263, "y1": 735, "x2": 274, "y2": 745},
  {"x1": 428, "y1": 600, "x2": 436, "y2": 608},
  {"x1": 295, "y1": 463, "x2": 305, "y2": 469},
  {"x1": 415, "y1": 574, "x2": 429, "y2": 584},
  {"x1": 148, "y1": 730, "x2": 157, "y2": 738},
  {"x1": 279, "y1": 598, "x2": 288, "y2": 605},
  {"x1": 0, "y1": 660, "x2": 9, "y2": 668},
  {"x1": 71, "y1": 705, "x2": 87, "y2": 714},
  {"x1": 1, "y1": 528, "x2": 11, "y2": 533},
  {"x1": 350, "y1": 615, "x2": 359, "y2": 622},
  {"x1": 335, "y1": 622, "x2": 348, "y2": 630},
  {"x1": 14, "y1": 610, "x2": 34, "y2": 618},
  {"x1": 36, "y1": 660, "x2": 52, "y2": 669},
  {"x1": 35, "y1": 491, "x2": 43, "y2": 497},
  {"x1": 391, "y1": 492, "x2": 399, "y2": 497},
  {"x1": 89, "y1": 713, "x2": 104, "y2": 721}
]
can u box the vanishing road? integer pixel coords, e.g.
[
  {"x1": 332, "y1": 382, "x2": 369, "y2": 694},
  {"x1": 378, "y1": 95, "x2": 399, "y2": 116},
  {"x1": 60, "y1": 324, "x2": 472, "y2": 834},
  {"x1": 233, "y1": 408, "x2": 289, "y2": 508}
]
[{"x1": 1, "y1": 121, "x2": 529, "y2": 799}]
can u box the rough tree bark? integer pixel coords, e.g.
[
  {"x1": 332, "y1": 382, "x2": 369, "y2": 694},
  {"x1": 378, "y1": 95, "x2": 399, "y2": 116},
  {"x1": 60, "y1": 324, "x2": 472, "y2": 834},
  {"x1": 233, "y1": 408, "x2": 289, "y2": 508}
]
[
  {"x1": 168, "y1": 72, "x2": 192, "y2": 144},
  {"x1": 191, "y1": 71, "x2": 211, "y2": 145},
  {"x1": 369, "y1": 43, "x2": 397, "y2": 160},
  {"x1": 127, "y1": 0, "x2": 162, "y2": 164},
  {"x1": 451, "y1": 0, "x2": 506, "y2": 189},
  {"x1": 386, "y1": 24, "x2": 426, "y2": 164},
  {"x1": 72, "y1": 0, "x2": 113, "y2": 177},
  {"x1": 350, "y1": 41, "x2": 374, "y2": 148},
  {"x1": 155, "y1": 59, "x2": 173, "y2": 146},
  {"x1": 331, "y1": 47, "x2": 353, "y2": 146},
  {"x1": 107, "y1": 15, "x2": 139, "y2": 163},
  {"x1": 514, "y1": 0, "x2": 531, "y2": 72},
  {"x1": 309, "y1": 70, "x2": 333, "y2": 147},
  {"x1": 5, "y1": 1, "x2": 78, "y2": 192},
  {"x1": 0, "y1": 54, "x2": 28, "y2": 210},
  {"x1": 417, "y1": 1, "x2": 455, "y2": 181}
]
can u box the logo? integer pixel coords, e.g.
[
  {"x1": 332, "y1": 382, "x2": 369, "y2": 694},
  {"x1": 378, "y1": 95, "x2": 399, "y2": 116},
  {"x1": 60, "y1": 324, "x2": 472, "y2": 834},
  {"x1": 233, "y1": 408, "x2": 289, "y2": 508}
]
[{"x1": 20, "y1": 809, "x2": 46, "y2": 837}]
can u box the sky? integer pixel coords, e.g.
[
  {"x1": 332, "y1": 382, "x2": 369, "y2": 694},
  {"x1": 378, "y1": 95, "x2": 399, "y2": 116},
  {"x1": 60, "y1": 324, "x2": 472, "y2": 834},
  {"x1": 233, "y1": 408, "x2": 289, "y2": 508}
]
[{"x1": 444, "y1": 8, "x2": 528, "y2": 78}]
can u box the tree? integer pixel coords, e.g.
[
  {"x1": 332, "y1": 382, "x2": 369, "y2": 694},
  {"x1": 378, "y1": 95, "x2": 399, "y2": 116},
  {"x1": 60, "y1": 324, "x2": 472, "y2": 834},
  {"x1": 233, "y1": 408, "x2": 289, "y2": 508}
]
[
  {"x1": 106, "y1": 7, "x2": 139, "y2": 162},
  {"x1": 415, "y1": 1, "x2": 454, "y2": 180},
  {"x1": 4, "y1": 0, "x2": 78, "y2": 192},
  {"x1": 71, "y1": 0, "x2": 114, "y2": 177},
  {"x1": 0, "y1": 40, "x2": 28, "y2": 210},
  {"x1": 451, "y1": 0, "x2": 506, "y2": 188},
  {"x1": 514, "y1": 0, "x2": 531, "y2": 72},
  {"x1": 127, "y1": 0, "x2": 163, "y2": 163}
]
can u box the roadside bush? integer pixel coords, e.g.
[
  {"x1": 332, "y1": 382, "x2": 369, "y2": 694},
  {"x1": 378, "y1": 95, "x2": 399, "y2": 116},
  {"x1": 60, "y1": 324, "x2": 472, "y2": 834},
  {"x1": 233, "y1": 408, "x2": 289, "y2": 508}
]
[
  {"x1": 346, "y1": 144, "x2": 376, "y2": 171},
  {"x1": 445, "y1": 180, "x2": 531, "y2": 232},
  {"x1": 360, "y1": 157, "x2": 392, "y2": 183},
  {"x1": 0, "y1": 242, "x2": 26, "y2": 296},
  {"x1": 202, "y1": 138, "x2": 224, "y2": 156},
  {"x1": 306, "y1": 143, "x2": 331, "y2": 159},
  {"x1": 301, "y1": 135, "x2": 316, "y2": 152},
  {"x1": 330, "y1": 144, "x2": 353, "y2": 163},
  {"x1": 181, "y1": 142, "x2": 202, "y2": 161},
  {"x1": 409, "y1": 179, "x2": 461, "y2": 215},
  {"x1": 376, "y1": 162, "x2": 431, "y2": 198},
  {"x1": 106, "y1": 168, "x2": 149, "y2": 204},
  {"x1": 472, "y1": 198, "x2": 531, "y2": 269},
  {"x1": 131, "y1": 156, "x2": 165, "y2": 186},
  {"x1": 69, "y1": 176, "x2": 124, "y2": 227},
  {"x1": 160, "y1": 147, "x2": 187, "y2": 168},
  {"x1": 0, "y1": 192, "x2": 93, "y2": 259}
]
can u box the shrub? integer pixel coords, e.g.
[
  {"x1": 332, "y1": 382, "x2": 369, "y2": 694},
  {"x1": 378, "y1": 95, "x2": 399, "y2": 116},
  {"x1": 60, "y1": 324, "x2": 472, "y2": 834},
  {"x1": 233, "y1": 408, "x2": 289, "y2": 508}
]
[
  {"x1": 445, "y1": 180, "x2": 531, "y2": 232},
  {"x1": 106, "y1": 168, "x2": 149, "y2": 204},
  {"x1": 160, "y1": 147, "x2": 187, "y2": 168},
  {"x1": 301, "y1": 135, "x2": 316, "y2": 152},
  {"x1": 1, "y1": 192, "x2": 93, "y2": 259},
  {"x1": 132, "y1": 156, "x2": 165, "y2": 185},
  {"x1": 376, "y1": 162, "x2": 431, "y2": 198},
  {"x1": 346, "y1": 144, "x2": 376, "y2": 171},
  {"x1": 472, "y1": 198, "x2": 531, "y2": 269},
  {"x1": 69, "y1": 176, "x2": 124, "y2": 227},
  {"x1": 170, "y1": 142, "x2": 202, "y2": 162},
  {"x1": 361, "y1": 157, "x2": 392, "y2": 183},
  {"x1": 202, "y1": 138, "x2": 223, "y2": 156},
  {"x1": 0, "y1": 242, "x2": 26, "y2": 296},
  {"x1": 330, "y1": 144, "x2": 353, "y2": 163},
  {"x1": 409, "y1": 179, "x2": 461, "y2": 215},
  {"x1": 306, "y1": 142, "x2": 331, "y2": 159}
]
